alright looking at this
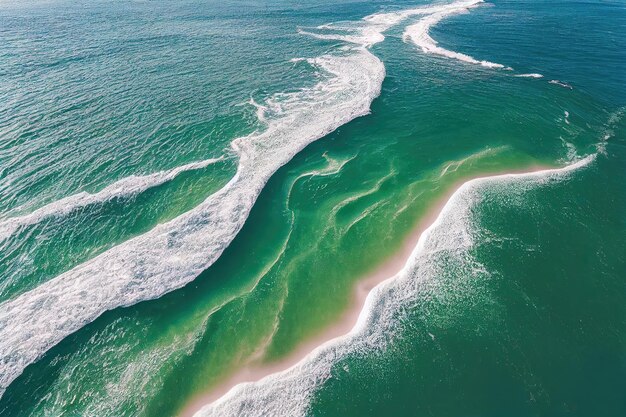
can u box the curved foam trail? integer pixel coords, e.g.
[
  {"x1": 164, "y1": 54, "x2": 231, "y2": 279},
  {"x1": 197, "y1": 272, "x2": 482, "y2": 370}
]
[
  {"x1": 285, "y1": 153, "x2": 356, "y2": 208},
  {"x1": 330, "y1": 168, "x2": 396, "y2": 223},
  {"x1": 299, "y1": 0, "x2": 484, "y2": 48},
  {"x1": 515, "y1": 73, "x2": 544, "y2": 78},
  {"x1": 0, "y1": 47, "x2": 385, "y2": 396},
  {"x1": 402, "y1": 0, "x2": 508, "y2": 69},
  {"x1": 549, "y1": 80, "x2": 573, "y2": 89},
  {"x1": 194, "y1": 155, "x2": 596, "y2": 417},
  {"x1": 297, "y1": 9, "x2": 402, "y2": 47},
  {"x1": 0, "y1": 157, "x2": 227, "y2": 242},
  {"x1": 297, "y1": 28, "x2": 386, "y2": 48},
  {"x1": 438, "y1": 145, "x2": 507, "y2": 178}
]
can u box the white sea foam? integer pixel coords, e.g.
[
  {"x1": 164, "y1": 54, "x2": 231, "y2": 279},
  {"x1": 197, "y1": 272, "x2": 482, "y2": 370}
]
[
  {"x1": 299, "y1": 0, "x2": 483, "y2": 49},
  {"x1": 515, "y1": 73, "x2": 544, "y2": 78},
  {"x1": 0, "y1": 157, "x2": 226, "y2": 242},
  {"x1": 194, "y1": 154, "x2": 596, "y2": 417},
  {"x1": 302, "y1": 0, "x2": 521, "y2": 77},
  {"x1": 297, "y1": 7, "x2": 404, "y2": 47},
  {"x1": 247, "y1": 98, "x2": 269, "y2": 124},
  {"x1": 597, "y1": 106, "x2": 624, "y2": 154},
  {"x1": 549, "y1": 80, "x2": 573, "y2": 89},
  {"x1": 402, "y1": 0, "x2": 508, "y2": 69},
  {"x1": 285, "y1": 153, "x2": 356, "y2": 206},
  {"x1": 560, "y1": 136, "x2": 578, "y2": 162},
  {"x1": 297, "y1": 27, "x2": 386, "y2": 48},
  {"x1": 438, "y1": 145, "x2": 507, "y2": 178},
  {"x1": 0, "y1": 45, "x2": 386, "y2": 396}
]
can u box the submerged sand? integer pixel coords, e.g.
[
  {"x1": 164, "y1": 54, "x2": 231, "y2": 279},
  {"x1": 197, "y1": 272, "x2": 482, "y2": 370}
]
[{"x1": 179, "y1": 164, "x2": 549, "y2": 417}]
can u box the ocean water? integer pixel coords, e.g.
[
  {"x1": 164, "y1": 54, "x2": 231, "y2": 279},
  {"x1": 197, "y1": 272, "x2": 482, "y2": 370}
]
[{"x1": 0, "y1": 0, "x2": 624, "y2": 416}]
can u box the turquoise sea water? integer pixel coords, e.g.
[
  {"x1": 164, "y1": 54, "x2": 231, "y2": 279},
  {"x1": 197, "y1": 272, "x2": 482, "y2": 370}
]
[{"x1": 0, "y1": 0, "x2": 624, "y2": 416}]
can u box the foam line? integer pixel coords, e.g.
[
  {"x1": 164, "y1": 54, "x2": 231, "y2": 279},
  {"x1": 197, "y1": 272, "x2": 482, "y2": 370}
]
[
  {"x1": 438, "y1": 146, "x2": 508, "y2": 178},
  {"x1": 285, "y1": 153, "x2": 356, "y2": 205},
  {"x1": 195, "y1": 155, "x2": 596, "y2": 417},
  {"x1": 0, "y1": 48, "x2": 385, "y2": 396},
  {"x1": 297, "y1": 28, "x2": 385, "y2": 48},
  {"x1": 515, "y1": 73, "x2": 544, "y2": 78},
  {"x1": 0, "y1": 157, "x2": 227, "y2": 242},
  {"x1": 402, "y1": 0, "x2": 509, "y2": 69},
  {"x1": 549, "y1": 80, "x2": 573, "y2": 89},
  {"x1": 298, "y1": 0, "x2": 483, "y2": 48}
]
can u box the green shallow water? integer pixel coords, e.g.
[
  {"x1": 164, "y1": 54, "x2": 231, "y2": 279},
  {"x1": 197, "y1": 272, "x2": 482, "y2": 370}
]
[
  {"x1": 0, "y1": 0, "x2": 624, "y2": 416},
  {"x1": 309, "y1": 150, "x2": 626, "y2": 417}
]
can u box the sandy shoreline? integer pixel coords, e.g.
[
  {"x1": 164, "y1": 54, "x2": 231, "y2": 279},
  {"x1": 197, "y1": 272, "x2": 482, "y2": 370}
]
[{"x1": 178, "y1": 164, "x2": 550, "y2": 417}]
